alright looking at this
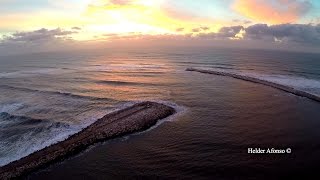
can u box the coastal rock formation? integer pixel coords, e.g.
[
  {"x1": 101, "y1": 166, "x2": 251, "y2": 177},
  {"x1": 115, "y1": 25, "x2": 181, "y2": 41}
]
[
  {"x1": 186, "y1": 67, "x2": 320, "y2": 103},
  {"x1": 0, "y1": 102, "x2": 176, "y2": 179}
]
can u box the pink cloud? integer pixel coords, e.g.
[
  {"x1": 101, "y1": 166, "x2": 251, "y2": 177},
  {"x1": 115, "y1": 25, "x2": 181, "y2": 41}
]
[{"x1": 233, "y1": 0, "x2": 312, "y2": 24}]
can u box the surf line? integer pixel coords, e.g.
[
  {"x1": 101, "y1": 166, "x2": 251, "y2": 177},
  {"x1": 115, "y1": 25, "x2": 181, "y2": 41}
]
[
  {"x1": 0, "y1": 102, "x2": 176, "y2": 179},
  {"x1": 186, "y1": 67, "x2": 320, "y2": 103}
]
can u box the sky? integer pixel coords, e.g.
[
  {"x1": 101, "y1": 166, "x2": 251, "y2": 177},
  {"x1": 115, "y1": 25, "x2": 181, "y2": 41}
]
[{"x1": 0, "y1": 0, "x2": 320, "y2": 54}]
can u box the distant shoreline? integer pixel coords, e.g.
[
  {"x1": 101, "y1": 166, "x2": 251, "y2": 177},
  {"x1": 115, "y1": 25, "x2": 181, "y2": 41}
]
[
  {"x1": 186, "y1": 67, "x2": 320, "y2": 103},
  {"x1": 0, "y1": 102, "x2": 176, "y2": 179}
]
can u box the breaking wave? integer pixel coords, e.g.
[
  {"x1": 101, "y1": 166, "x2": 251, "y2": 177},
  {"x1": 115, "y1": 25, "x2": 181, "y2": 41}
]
[
  {"x1": 0, "y1": 112, "x2": 78, "y2": 167},
  {"x1": 0, "y1": 100, "x2": 182, "y2": 167}
]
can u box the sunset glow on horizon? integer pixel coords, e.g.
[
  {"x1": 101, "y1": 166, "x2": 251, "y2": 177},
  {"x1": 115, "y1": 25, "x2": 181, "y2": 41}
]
[{"x1": 0, "y1": 0, "x2": 320, "y2": 53}]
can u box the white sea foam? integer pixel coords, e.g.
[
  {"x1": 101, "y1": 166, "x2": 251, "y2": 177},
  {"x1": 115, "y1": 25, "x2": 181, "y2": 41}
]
[
  {"x1": 0, "y1": 120, "x2": 80, "y2": 167},
  {"x1": 0, "y1": 103, "x2": 24, "y2": 113},
  {"x1": 195, "y1": 67, "x2": 320, "y2": 96},
  {"x1": 118, "y1": 100, "x2": 187, "y2": 139},
  {"x1": 252, "y1": 75, "x2": 320, "y2": 95},
  {"x1": 0, "y1": 100, "x2": 183, "y2": 167},
  {"x1": 0, "y1": 104, "x2": 107, "y2": 166}
]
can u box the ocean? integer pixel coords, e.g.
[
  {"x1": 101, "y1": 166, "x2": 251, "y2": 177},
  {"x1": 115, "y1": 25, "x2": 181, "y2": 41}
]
[{"x1": 0, "y1": 47, "x2": 320, "y2": 179}]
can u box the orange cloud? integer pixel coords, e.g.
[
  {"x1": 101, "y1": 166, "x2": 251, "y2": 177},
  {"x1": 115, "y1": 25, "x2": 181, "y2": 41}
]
[{"x1": 233, "y1": 0, "x2": 311, "y2": 24}]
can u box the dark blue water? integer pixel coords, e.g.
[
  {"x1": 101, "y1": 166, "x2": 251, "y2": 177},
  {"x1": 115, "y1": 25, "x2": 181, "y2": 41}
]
[{"x1": 0, "y1": 48, "x2": 320, "y2": 179}]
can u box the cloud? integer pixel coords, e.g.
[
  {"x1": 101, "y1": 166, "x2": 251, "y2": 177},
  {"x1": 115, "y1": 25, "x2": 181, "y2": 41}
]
[
  {"x1": 233, "y1": 0, "x2": 312, "y2": 24},
  {"x1": 0, "y1": 28, "x2": 78, "y2": 54},
  {"x1": 192, "y1": 28, "x2": 201, "y2": 33},
  {"x1": 1, "y1": 28, "x2": 78, "y2": 43},
  {"x1": 233, "y1": 19, "x2": 252, "y2": 24},
  {"x1": 200, "y1": 26, "x2": 210, "y2": 31},
  {"x1": 1, "y1": 24, "x2": 320, "y2": 56},
  {"x1": 72, "y1": 27, "x2": 82, "y2": 30},
  {"x1": 2, "y1": 24, "x2": 319, "y2": 47},
  {"x1": 0, "y1": 28, "x2": 82, "y2": 55},
  {"x1": 197, "y1": 26, "x2": 244, "y2": 39},
  {"x1": 100, "y1": 23, "x2": 320, "y2": 45},
  {"x1": 244, "y1": 23, "x2": 320, "y2": 45},
  {"x1": 218, "y1": 26, "x2": 244, "y2": 38},
  {"x1": 190, "y1": 26, "x2": 210, "y2": 33},
  {"x1": 102, "y1": 23, "x2": 320, "y2": 47},
  {"x1": 176, "y1": 28, "x2": 185, "y2": 32}
]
